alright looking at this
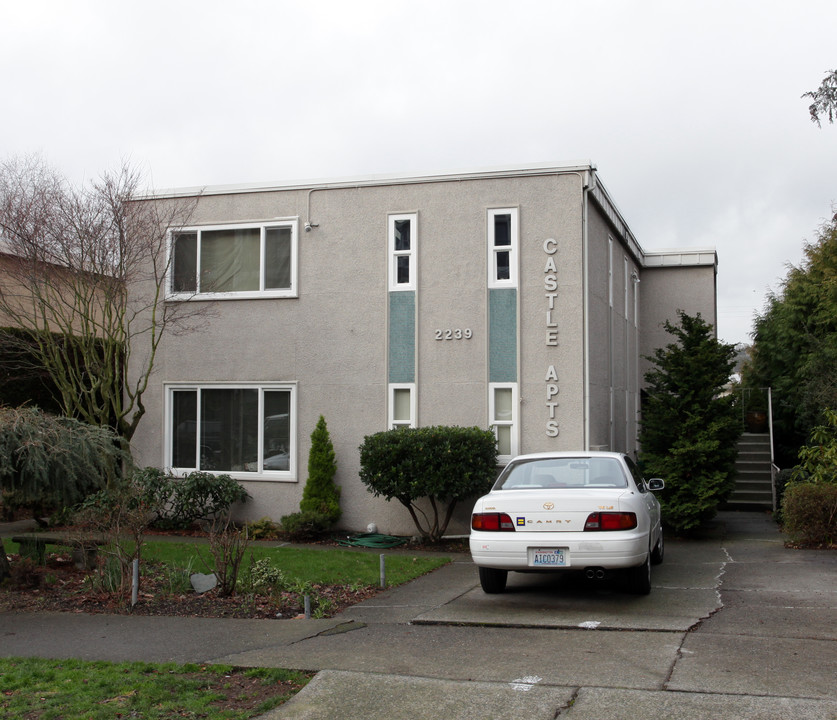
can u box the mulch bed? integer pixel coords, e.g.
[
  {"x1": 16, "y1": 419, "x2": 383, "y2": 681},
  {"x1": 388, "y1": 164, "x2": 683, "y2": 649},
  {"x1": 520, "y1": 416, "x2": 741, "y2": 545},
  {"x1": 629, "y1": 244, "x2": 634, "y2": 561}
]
[{"x1": 0, "y1": 529, "x2": 467, "y2": 620}]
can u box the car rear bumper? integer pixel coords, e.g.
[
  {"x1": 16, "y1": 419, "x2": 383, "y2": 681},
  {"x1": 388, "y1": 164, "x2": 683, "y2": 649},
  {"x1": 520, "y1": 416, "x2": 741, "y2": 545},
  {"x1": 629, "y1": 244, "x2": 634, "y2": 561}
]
[{"x1": 469, "y1": 530, "x2": 648, "y2": 571}]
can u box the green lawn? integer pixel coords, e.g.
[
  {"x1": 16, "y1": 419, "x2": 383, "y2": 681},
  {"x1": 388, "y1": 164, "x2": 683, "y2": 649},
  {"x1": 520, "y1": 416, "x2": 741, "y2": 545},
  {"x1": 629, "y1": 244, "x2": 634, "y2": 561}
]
[
  {"x1": 0, "y1": 657, "x2": 310, "y2": 719},
  {"x1": 141, "y1": 540, "x2": 449, "y2": 588}
]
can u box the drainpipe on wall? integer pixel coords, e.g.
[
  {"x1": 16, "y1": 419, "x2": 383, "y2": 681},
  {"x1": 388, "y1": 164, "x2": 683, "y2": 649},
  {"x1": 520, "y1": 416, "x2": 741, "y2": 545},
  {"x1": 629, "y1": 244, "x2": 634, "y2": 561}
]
[{"x1": 581, "y1": 171, "x2": 593, "y2": 451}]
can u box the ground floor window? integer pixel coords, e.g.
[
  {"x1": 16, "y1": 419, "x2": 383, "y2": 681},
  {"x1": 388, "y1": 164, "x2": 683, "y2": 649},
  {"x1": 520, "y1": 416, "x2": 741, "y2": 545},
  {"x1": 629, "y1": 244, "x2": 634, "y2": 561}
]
[
  {"x1": 490, "y1": 382, "x2": 518, "y2": 462},
  {"x1": 389, "y1": 383, "x2": 416, "y2": 428},
  {"x1": 166, "y1": 383, "x2": 296, "y2": 478}
]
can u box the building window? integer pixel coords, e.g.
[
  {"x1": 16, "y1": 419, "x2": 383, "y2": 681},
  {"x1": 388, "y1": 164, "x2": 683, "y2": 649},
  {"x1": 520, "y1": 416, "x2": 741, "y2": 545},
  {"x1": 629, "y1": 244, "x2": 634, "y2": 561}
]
[
  {"x1": 488, "y1": 208, "x2": 518, "y2": 288},
  {"x1": 389, "y1": 383, "x2": 415, "y2": 428},
  {"x1": 388, "y1": 213, "x2": 417, "y2": 291},
  {"x1": 490, "y1": 383, "x2": 518, "y2": 462},
  {"x1": 166, "y1": 383, "x2": 296, "y2": 478},
  {"x1": 169, "y1": 220, "x2": 297, "y2": 299}
]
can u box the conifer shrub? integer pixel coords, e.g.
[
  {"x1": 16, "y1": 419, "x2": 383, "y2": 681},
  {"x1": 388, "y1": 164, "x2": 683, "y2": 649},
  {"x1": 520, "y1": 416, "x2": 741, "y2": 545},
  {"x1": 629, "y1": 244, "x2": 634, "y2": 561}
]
[
  {"x1": 638, "y1": 312, "x2": 741, "y2": 535},
  {"x1": 299, "y1": 415, "x2": 340, "y2": 522},
  {"x1": 281, "y1": 416, "x2": 340, "y2": 537},
  {"x1": 359, "y1": 425, "x2": 498, "y2": 542}
]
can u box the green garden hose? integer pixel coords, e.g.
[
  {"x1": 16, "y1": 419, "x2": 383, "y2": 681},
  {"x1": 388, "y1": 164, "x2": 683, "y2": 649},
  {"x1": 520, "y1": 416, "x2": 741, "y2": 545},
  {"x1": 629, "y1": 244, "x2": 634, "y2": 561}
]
[{"x1": 338, "y1": 533, "x2": 408, "y2": 549}]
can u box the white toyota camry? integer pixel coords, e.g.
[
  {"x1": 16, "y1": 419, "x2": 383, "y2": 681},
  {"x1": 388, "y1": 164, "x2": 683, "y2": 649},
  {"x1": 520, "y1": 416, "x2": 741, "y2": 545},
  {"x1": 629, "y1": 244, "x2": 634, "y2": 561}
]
[{"x1": 469, "y1": 451, "x2": 665, "y2": 595}]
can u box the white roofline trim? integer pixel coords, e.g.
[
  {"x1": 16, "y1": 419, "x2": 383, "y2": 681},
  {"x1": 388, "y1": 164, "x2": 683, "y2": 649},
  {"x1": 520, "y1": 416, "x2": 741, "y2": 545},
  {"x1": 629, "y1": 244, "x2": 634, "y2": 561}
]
[{"x1": 137, "y1": 161, "x2": 597, "y2": 200}]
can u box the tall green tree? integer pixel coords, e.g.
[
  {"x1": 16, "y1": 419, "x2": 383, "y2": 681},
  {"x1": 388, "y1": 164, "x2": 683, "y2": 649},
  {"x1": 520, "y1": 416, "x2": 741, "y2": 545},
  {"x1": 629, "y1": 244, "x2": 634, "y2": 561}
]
[
  {"x1": 639, "y1": 312, "x2": 741, "y2": 534},
  {"x1": 743, "y1": 216, "x2": 837, "y2": 466}
]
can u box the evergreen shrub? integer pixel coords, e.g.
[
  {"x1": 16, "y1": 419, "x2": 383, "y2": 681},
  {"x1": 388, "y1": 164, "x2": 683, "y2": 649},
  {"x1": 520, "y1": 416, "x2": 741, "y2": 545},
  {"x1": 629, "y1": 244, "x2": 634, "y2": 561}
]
[
  {"x1": 134, "y1": 468, "x2": 249, "y2": 530},
  {"x1": 782, "y1": 483, "x2": 837, "y2": 545},
  {"x1": 358, "y1": 425, "x2": 498, "y2": 542},
  {"x1": 638, "y1": 312, "x2": 741, "y2": 534}
]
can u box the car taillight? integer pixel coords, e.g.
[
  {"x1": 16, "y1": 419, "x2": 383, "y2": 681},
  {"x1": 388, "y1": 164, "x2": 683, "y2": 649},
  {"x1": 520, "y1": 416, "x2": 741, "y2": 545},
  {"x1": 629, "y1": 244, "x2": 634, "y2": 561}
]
[
  {"x1": 471, "y1": 513, "x2": 516, "y2": 531},
  {"x1": 584, "y1": 512, "x2": 637, "y2": 531}
]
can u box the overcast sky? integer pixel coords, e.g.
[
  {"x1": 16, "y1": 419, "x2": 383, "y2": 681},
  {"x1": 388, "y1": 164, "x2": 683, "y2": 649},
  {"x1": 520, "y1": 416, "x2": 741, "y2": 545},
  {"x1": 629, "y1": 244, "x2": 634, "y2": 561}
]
[{"x1": 3, "y1": 0, "x2": 836, "y2": 345}]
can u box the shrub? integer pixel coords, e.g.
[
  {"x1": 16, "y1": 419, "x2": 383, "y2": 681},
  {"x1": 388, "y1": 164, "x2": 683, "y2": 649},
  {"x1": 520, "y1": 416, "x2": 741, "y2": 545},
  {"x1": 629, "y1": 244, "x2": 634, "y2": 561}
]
[
  {"x1": 299, "y1": 416, "x2": 340, "y2": 524},
  {"x1": 134, "y1": 469, "x2": 249, "y2": 530},
  {"x1": 245, "y1": 517, "x2": 282, "y2": 540},
  {"x1": 782, "y1": 482, "x2": 837, "y2": 545},
  {"x1": 280, "y1": 510, "x2": 333, "y2": 540},
  {"x1": 358, "y1": 425, "x2": 498, "y2": 542}
]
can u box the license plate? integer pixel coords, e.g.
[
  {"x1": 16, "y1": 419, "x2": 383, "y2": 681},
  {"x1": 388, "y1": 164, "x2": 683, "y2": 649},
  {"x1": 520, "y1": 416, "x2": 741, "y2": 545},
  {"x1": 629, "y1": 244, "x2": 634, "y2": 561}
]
[{"x1": 530, "y1": 548, "x2": 568, "y2": 567}]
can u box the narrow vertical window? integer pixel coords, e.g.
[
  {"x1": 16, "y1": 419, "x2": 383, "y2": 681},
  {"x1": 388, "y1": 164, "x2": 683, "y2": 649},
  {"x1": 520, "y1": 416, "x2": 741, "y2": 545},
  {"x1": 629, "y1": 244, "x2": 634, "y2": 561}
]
[
  {"x1": 488, "y1": 208, "x2": 518, "y2": 288},
  {"x1": 490, "y1": 383, "x2": 518, "y2": 461},
  {"x1": 389, "y1": 383, "x2": 416, "y2": 429},
  {"x1": 388, "y1": 214, "x2": 417, "y2": 291},
  {"x1": 171, "y1": 232, "x2": 198, "y2": 293},
  {"x1": 171, "y1": 389, "x2": 197, "y2": 468}
]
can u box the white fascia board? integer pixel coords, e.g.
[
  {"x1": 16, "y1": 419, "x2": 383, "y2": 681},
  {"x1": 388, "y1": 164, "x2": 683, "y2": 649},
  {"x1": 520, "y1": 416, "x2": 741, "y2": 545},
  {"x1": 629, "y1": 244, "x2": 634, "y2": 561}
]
[
  {"x1": 138, "y1": 161, "x2": 598, "y2": 200},
  {"x1": 642, "y1": 248, "x2": 718, "y2": 268}
]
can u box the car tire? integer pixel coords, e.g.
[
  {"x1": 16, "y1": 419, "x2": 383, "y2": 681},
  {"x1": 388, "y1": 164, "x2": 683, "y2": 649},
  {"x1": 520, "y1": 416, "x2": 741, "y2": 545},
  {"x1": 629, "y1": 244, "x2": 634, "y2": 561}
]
[
  {"x1": 650, "y1": 529, "x2": 664, "y2": 565},
  {"x1": 478, "y1": 566, "x2": 508, "y2": 594},
  {"x1": 626, "y1": 553, "x2": 651, "y2": 595}
]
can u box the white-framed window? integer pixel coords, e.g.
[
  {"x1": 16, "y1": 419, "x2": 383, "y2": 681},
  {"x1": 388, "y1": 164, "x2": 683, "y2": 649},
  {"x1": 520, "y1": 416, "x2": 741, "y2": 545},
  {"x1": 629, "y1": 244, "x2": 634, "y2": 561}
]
[
  {"x1": 168, "y1": 220, "x2": 298, "y2": 299},
  {"x1": 165, "y1": 383, "x2": 296, "y2": 479},
  {"x1": 488, "y1": 208, "x2": 519, "y2": 288},
  {"x1": 389, "y1": 383, "x2": 416, "y2": 429},
  {"x1": 388, "y1": 213, "x2": 417, "y2": 291},
  {"x1": 490, "y1": 382, "x2": 518, "y2": 462}
]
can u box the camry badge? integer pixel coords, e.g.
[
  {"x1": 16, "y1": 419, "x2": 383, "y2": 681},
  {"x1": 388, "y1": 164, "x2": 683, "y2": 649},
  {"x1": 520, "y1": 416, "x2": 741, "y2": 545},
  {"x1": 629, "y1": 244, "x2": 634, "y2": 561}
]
[{"x1": 543, "y1": 502, "x2": 554, "y2": 510}]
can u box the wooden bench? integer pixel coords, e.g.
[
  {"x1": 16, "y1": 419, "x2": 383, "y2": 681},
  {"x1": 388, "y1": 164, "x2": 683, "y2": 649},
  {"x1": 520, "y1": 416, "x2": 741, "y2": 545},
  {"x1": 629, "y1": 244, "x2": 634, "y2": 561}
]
[{"x1": 11, "y1": 533, "x2": 106, "y2": 570}]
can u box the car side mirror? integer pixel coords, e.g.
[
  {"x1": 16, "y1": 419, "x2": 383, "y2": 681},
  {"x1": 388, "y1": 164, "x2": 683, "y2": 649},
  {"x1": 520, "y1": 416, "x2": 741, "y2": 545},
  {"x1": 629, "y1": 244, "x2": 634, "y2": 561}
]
[{"x1": 647, "y1": 478, "x2": 665, "y2": 491}]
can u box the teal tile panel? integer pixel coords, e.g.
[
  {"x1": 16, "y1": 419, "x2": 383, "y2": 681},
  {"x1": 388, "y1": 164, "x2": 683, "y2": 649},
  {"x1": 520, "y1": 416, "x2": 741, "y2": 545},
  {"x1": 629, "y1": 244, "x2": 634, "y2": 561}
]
[
  {"x1": 389, "y1": 292, "x2": 416, "y2": 383},
  {"x1": 489, "y1": 288, "x2": 517, "y2": 382}
]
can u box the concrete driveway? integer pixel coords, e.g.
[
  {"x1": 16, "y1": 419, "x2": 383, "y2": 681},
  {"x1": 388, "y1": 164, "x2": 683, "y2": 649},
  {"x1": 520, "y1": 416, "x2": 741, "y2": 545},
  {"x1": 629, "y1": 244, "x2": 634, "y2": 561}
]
[{"x1": 2, "y1": 511, "x2": 835, "y2": 719}]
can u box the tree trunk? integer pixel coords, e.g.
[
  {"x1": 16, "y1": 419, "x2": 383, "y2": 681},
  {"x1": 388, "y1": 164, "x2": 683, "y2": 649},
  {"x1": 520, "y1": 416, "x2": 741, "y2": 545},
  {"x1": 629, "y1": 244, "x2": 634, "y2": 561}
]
[{"x1": 0, "y1": 537, "x2": 11, "y2": 582}]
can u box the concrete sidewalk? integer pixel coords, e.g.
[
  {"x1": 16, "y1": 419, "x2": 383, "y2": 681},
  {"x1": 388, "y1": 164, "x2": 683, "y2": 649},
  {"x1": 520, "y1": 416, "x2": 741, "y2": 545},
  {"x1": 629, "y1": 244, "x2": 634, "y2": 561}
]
[{"x1": 2, "y1": 511, "x2": 835, "y2": 719}]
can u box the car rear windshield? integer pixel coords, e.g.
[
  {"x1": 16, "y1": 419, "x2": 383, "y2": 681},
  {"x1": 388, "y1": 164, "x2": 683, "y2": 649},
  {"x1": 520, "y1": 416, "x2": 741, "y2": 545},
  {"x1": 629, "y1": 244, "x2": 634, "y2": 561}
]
[{"x1": 495, "y1": 457, "x2": 628, "y2": 490}]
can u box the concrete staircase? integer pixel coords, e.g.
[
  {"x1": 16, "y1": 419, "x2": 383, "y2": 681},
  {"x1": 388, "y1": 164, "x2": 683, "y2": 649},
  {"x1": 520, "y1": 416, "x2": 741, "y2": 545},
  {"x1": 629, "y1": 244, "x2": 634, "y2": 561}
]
[{"x1": 726, "y1": 433, "x2": 774, "y2": 509}]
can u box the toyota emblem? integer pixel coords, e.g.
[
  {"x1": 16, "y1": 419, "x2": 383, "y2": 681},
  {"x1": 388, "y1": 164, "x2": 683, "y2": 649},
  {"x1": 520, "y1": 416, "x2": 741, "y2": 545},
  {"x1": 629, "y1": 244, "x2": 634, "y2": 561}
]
[{"x1": 543, "y1": 502, "x2": 554, "y2": 510}]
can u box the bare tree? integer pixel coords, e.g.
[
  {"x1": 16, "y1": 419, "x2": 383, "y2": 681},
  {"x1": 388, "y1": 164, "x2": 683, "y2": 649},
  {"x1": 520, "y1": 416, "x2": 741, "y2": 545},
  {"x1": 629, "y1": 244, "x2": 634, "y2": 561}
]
[
  {"x1": 803, "y1": 69, "x2": 837, "y2": 127},
  {"x1": 0, "y1": 155, "x2": 203, "y2": 443}
]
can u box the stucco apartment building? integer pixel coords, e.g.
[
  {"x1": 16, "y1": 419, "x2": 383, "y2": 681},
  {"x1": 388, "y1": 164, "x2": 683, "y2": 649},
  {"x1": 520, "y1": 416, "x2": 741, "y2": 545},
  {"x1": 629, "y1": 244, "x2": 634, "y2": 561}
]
[{"x1": 131, "y1": 162, "x2": 717, "y2": 535}]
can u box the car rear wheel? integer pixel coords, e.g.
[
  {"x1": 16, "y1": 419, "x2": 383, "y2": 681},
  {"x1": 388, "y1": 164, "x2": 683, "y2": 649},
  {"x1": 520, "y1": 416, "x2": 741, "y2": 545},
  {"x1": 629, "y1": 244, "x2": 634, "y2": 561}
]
[
  {"x1": 625, "y1": 552, "x2": 651, "y2": 595},
  {"x1": 478, "y1": 566, "x2": 508, "y2": 594},
  {"x1": 651, "y1": 529, "x2": 664, "y2": 565}
]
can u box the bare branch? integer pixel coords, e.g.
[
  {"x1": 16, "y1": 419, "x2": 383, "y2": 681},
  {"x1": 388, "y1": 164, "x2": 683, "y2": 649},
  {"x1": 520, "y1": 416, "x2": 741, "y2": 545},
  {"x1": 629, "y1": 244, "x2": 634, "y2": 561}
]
[{"x1": 0, "y1": 155, "x2": 207, "y2": 443}]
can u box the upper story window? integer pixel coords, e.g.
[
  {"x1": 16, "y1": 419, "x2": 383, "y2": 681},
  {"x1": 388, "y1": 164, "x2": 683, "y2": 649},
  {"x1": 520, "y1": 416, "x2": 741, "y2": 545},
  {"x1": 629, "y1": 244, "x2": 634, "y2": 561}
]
[
  {"x1": 168, "y1": 220, "x2": 298, "y2": 299},
  {"x1": 488, "y1": 208, "x2": 518, "y2": 288},
  {"x1": 388, "y1": 213, "x2": 417, "y2": 291}
]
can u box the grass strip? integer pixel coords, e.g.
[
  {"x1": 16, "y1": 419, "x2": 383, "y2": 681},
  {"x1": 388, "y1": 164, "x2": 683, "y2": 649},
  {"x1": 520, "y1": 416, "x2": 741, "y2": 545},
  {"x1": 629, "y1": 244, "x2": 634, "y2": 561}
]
[
  {"x1": 141, "y1": 540, "x2": 450, "y2": 587},
  {"x1": 0, "y1": 657, "x2": 310, "y2": 720}
]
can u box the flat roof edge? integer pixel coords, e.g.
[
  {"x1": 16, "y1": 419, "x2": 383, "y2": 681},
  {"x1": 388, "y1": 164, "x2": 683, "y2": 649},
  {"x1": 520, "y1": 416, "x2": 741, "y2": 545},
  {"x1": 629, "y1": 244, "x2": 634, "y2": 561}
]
[
  {"x1": 138, "y1": 161, "x2": 597, "y2": 199},
  {"x1": 642, "y1": 248, "x2": 718, "y2": 268}
]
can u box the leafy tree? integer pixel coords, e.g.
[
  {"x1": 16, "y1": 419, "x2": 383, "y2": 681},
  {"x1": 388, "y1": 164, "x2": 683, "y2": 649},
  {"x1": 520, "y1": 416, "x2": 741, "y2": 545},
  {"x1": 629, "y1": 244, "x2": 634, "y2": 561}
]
[
  {"x1": 803, "y1": 69, "x2": 837, "y2": 127},
  {"x1": 299, "y1": 415, "x2": 340, "y2": 522},
  {"x1": 0, "y1": 407, "x2": 127, "y2": 580},
  {"x1": 359, "y1": 425, "x2": 498, "y2": 542},
  {"x1": 639, "y1": 312, "x2": 741, "y2": 534},
  {"x1": 0, "y1": 155, "x2": 202, "y2": 444},
  {"x1": 742, "y1": 216, "x2": 837, "y2": 466}
]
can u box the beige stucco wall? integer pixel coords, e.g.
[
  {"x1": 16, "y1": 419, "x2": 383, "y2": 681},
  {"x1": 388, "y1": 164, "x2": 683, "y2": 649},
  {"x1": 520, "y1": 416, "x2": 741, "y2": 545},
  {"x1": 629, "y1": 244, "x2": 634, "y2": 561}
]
[
  {"x1": 129, "y1": 166, "x2": 717, "y2": 536},
  {"x1": 638, "y1": 263, "x2": 718, "y2": 381}
]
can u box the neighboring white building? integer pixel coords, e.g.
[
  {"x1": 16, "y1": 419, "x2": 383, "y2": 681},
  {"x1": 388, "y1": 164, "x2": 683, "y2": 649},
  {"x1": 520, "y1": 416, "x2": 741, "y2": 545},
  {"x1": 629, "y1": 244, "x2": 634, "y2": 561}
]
[{"x1": 131, "y1": 162, "x2": 717, "y2": 535}]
